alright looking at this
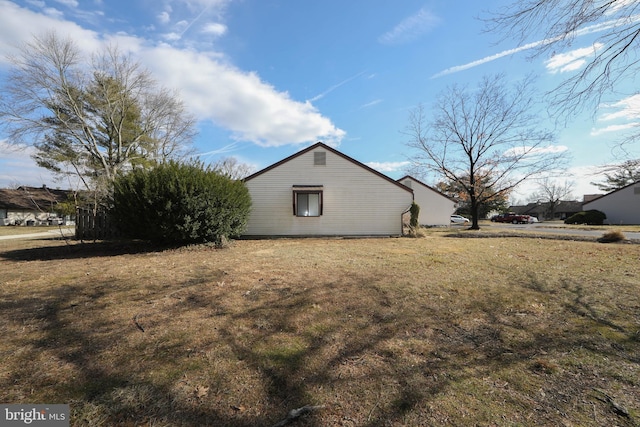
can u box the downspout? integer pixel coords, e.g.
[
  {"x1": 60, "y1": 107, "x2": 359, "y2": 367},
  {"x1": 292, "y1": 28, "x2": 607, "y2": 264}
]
[{"x1": 401, "y1": 203, "x2": 413, "y2": 236}]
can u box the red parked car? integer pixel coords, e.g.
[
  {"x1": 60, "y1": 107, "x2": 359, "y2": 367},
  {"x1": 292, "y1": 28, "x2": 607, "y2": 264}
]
[{"x1": 490, "y1": 213, "x2": 530, "y2": 224}]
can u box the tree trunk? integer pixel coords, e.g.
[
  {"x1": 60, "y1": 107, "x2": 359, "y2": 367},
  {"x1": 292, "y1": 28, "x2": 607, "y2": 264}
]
[{"x1": 469, "y1": 194, "x2": 480, "y2": 230}]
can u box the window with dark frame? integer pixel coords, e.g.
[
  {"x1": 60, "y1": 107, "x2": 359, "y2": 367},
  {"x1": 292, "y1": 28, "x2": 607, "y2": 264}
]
[{"x1": 292, "y1": 186, "x2": 323, "y2": 217}]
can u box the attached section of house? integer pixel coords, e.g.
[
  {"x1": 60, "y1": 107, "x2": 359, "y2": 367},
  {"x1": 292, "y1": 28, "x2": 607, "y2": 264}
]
[
  {"x1": 582, "y1": 180, "x2": 640, "y2": 225},
  {"x1": 243, "y1": 143, "x2": 414, "y2": 237},
  {"x1": 397, "y1": 176, "x2": 456, "y2": 226}
]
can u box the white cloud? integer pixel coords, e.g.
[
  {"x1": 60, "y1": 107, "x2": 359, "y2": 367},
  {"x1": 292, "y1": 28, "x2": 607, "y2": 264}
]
[
  {"x1": 599, "y1": 93, "x2": 640, "y2": 121},
  {"x1": 0, "y1": 1, "x2": 344, "y2": 149},
  {"x1": 169, "y1": 1, "x2": 227, "y2": 40},
  {"x1": 142, "y1": 47, "x2": 346, "y2": 147},
  {"x1": 432, "y1": 39, "x2": 551, "y2": 79},
  {"x1": 590, "y1": 122, "x2": 640, "y2": 136},
  {"x1": 0, "y1": 1, "x2": 103, "y2": 66},
  {"x1": 175, "y1": 19, "x2": 189, "y2": 31},
  {"x1": 201, "y1": 22, "x2": 227, "y2": 36},
  {"x1": 379, "y1": 8, "x2": 440, "y2": 45},
  {"x1": 433, "y1": 15, "x2": 640, "y2": 78},
  {"x1": 184, "y1": 0, "x2": 231, "y2": 10},
  {"x1": 163, "y1": 32, "x2": 182, "y2": 41},
  {"x1": 545, "y1": 44, "x2": 603, "y2": 74},
  {"x1": 25, "y1": 0, "x2": 45, "y2": 7},
  {"x1": 605, "y1": 0, "x2": 636, "y2": 15},
  {"x1": 157, "y1": 11, "x2": 170, "y2": 24},
  {"x1": 53, "y1": 0, "x2": 79, "y2": 7},
  {"x1": 308, "y1": 71, "x2": 366, "y2": 103},
  {"x1": 590, "y1": 93, "x2": 640, "y2": 135},
  {"x1": 503, "y1": 145, "x2": 569, "y2": 158},
  {"x1": 43, "y1": 7, "x2": 64, "y2": 18},
  {"x1": 360, "y1": 99, "x2": 382, "y2": 109},
  {"x1": 511, "y1": 164, "x2": 607, "y2": 202},
  {"x1": 0, "y1": 140, "x2": 59, "y2": 188},
  {"x1": 365, "y1": 161, "x2": 410, "y2": 172}
]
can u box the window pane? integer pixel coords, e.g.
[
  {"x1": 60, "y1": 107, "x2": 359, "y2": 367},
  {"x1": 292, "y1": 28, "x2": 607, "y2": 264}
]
[
  {"x1": 308, "y1": 193, "x2": 319, "y2": 216},
  {"x1": 296, "y1": 192, "x2": 320, "y2": 216},
  {"x1": 297, "y1": 193, "x2": 308, "y2": 216}
]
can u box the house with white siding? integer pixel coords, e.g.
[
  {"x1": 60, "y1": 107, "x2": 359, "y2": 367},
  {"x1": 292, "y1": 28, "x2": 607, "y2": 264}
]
[
  {"x1": 243, "y1": 142, "x2": 414, "y2": 237},
  {"x1": 397, "y1": 176, "x2": 456, "y2": 226},
  {"x1": 0, "y1": 186, "x2": 72, "y2": 226},
  {"x1": 582, "y1": 180, "x2": 640, "y2": 225}
]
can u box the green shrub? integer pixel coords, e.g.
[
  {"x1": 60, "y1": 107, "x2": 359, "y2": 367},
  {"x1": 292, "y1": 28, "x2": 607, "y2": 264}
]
[
  {"x1": 564, "y1": 209, "x2": 607, "y2": 225},
  {"x1": 111, "y1": 160, "x2": 252, "y2": 245},
  {"x1": 405, "y1": 202, "x2": 424, "y2": 238},
  {"x1": 409, "y1": 202, "x2": 420, "y2": 229}
]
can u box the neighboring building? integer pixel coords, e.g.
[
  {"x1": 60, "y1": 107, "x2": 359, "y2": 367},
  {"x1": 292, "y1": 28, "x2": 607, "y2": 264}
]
[
  {"x1": 511, "y1": 200, "x2": 582, "y2": 221},
  {"x1": 582, "y1": 180, "x2": 640, "y2": 225},
  {"x1": 243, "y1": 142, "x2": 414, "y2": 237},
  {"x1": 397, "y1": 175, "x2": 456, "y2": 226},
  {"x1": 0, "y1": 186, "x2": 72, "y2": 226},
  {"x1": 582, "y1": 194, "x2": 603, "y2": 203}
]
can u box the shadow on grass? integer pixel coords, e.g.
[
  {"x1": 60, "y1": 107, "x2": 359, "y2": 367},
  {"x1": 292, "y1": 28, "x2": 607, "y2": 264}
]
[
  {"x1": 0, "y1": 283, "x2": 272, "y2": 426},
  {"x1": 214, "y1": 277, "x2": 449, "y2": 426},
  {"x1": 0, "y1": 239, "x2": 192, "y2": 261},
  {"x1": 2, "y1": 264, "x2": 638, "y2": 426}
]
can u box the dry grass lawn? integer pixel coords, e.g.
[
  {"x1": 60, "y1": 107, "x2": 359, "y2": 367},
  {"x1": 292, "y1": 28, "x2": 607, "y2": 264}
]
[{"x1": 1, "y1": 230, "x2": 639, "y2": 426}]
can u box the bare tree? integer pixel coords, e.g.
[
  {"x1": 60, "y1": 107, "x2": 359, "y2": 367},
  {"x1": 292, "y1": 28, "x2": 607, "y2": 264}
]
[
  {"x1": 212, "y1": 157, "x2": 256, "y2": 180},
  {"x1": 530, "y1": 177, "x2": 575, "y2": 220},
  {"x1": 405, "y1": 74, "x2": 568, "y2": 230},
  {"x1": 0, "y1": 32, "x2": 197, "y2": 192},
  {"x1": 486, "y1": 0, "x2": 640, "y2": 120}
]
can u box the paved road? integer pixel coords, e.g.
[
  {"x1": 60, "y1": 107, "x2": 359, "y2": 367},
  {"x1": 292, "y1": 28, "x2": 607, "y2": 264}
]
[
  {"x1": 0, "y1": 228, "x2": 75, "y2": 241},
  {"x1": 2, "y1": 225, "x2": 638, "y2": 241},
  {"x1": 488, "y1": 223, "x2": 640, "y2": 240}
]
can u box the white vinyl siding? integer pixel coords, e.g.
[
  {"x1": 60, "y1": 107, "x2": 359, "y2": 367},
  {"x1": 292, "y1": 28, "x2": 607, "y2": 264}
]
[
  {"x1": 583, "y1": 182, "x2": 640, "y2": 224},
  {"x1": 245, "y1": 147, "x2": 413, "y2": 236},
  {"x1": 400, "y1": 177, "x2": 455, "y2": 226}
]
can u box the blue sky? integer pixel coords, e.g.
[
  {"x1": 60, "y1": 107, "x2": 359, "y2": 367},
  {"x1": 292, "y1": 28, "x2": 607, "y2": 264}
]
[{"x1": 1, "y1": 0, "x2": 638, "y2": 202}]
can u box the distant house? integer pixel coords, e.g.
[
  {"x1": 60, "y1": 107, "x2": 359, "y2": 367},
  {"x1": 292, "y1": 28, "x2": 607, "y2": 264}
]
[
  {"x1": 582, "y1": 194, "x2": 603, "y2": 203},
  {"x1": 397, "y1": 176, "x2": 456, "y2": 226},
  {"x1": 243, "y1": 142, "x2": 414, "y2": 237},
  {"x1": 582, "y1": 180, "x2": 640, "y2": 225},
  {"x1": 511, "y1": 200, "x2": 582, "y2": 221},
  {"x1": 0, "y1": 186, "x2": 72, "y2": 226}
]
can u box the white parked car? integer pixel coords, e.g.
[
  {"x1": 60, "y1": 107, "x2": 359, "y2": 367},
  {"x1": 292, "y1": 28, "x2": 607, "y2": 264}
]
[{"x1": 450, "y1": 214, "x2": 470, "y2": 224}]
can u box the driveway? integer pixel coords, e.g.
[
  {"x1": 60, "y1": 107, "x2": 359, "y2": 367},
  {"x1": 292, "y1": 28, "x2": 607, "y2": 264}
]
[
  {"x1": 0, "y1": 228, "x2": 74, "y2": 241},
  {"x1": 487, "y1": 222, "x2": 640, "y2": 240}
]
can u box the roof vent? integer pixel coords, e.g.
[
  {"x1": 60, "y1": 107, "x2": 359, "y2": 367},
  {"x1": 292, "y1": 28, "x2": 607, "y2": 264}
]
[{"x1": 314, "y1": 151, "x2": 326, "y2": 166}]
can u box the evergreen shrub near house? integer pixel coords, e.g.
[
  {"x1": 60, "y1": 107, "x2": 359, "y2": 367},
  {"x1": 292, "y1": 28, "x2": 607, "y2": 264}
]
[
  {"x1": 564, "y1": 209, "x2": 606, "y2": 225},
  {"x1": 409, "y1": 202, "x2": 420, "y2": 229},
  {"x1": 111, "y1": 160, "x2": 251, "y2": 245},
  {"x1": 406, "y1": 202, "x2": 424, "y2": 237}
]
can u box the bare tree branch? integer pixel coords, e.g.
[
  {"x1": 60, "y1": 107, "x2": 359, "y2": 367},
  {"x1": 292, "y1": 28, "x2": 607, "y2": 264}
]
[
  {"x1": 405, "y1": 74, "x2": 568, "y2": 230},
  {"x1": 0, "y1": 31, "x2": 197, "y2": 192},
  {"x1": 485, "y1": 0, "x2": 640, "y2": 127}
]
